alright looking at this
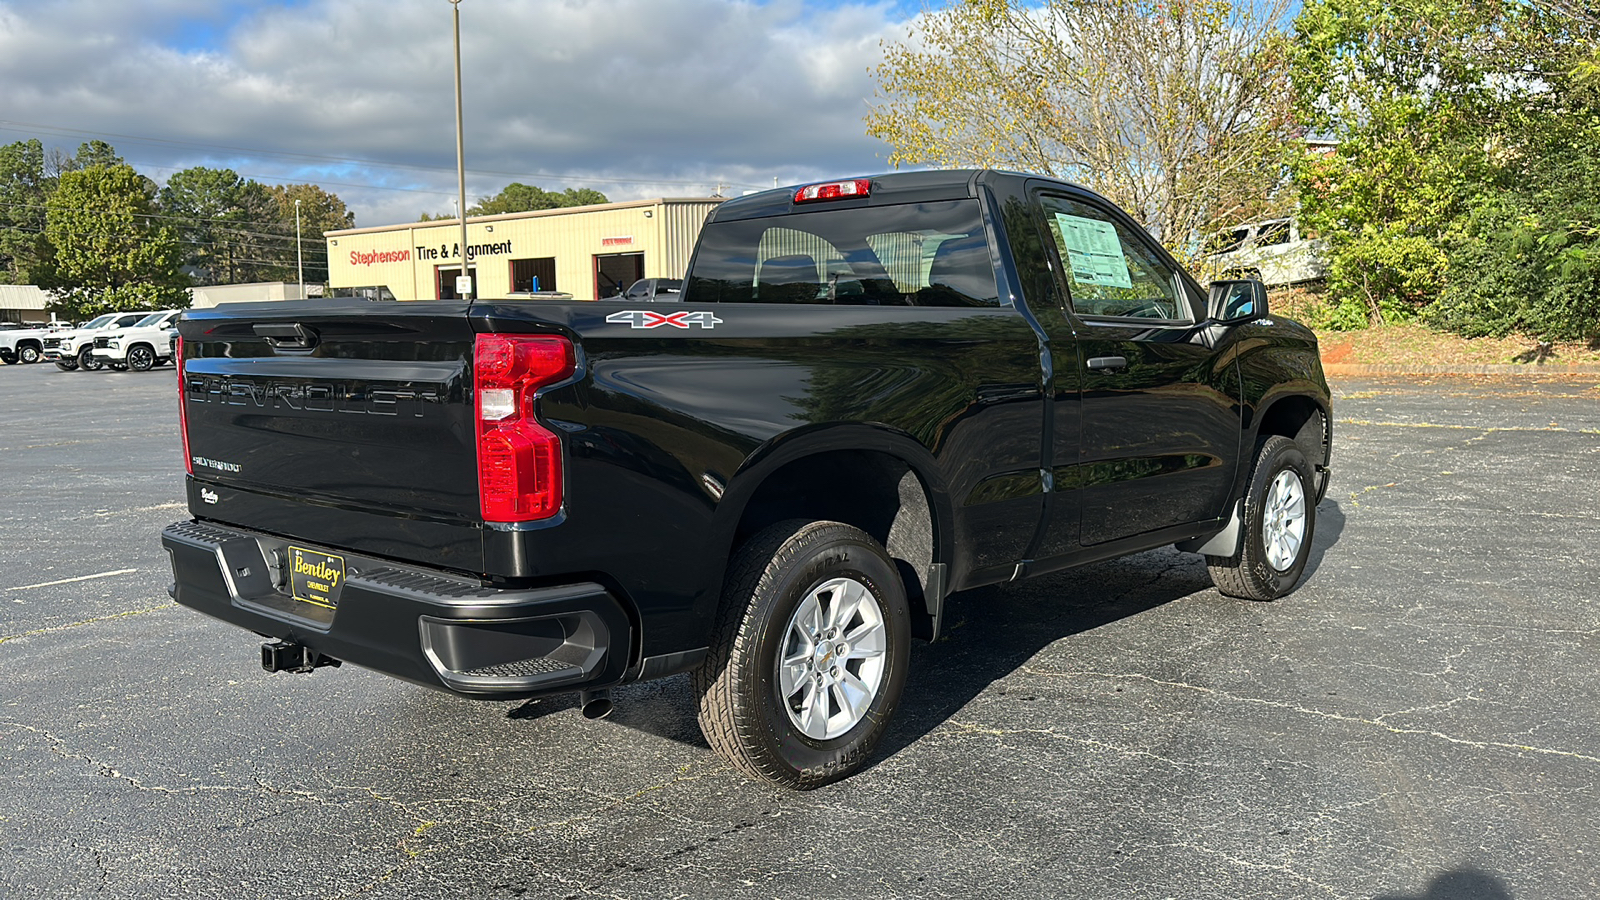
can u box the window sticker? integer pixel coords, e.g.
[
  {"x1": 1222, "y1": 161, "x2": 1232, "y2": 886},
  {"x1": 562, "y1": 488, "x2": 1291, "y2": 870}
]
[{"x1": 1052, "y1": 213, "x2": 1133, "y2": 290}]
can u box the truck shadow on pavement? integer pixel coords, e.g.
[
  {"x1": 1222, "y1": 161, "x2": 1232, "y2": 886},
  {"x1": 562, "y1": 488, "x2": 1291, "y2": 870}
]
[
  {"x1": 875, "y1": 496, "x2": 1347, "y2": 767},
  {"x1": 514, "y1": 499, "x2": 1347, "y2": 764}
]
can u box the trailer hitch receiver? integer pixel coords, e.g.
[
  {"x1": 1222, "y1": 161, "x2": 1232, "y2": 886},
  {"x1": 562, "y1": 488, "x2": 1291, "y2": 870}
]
[{"x1": 261, "y1": 640, "x2": 342, "y2": 674}]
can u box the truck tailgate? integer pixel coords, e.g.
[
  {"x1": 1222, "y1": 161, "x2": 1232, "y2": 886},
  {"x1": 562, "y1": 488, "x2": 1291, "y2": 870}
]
[{"x1": 177, "y1": 301, "x2": 484, "y2": 566}]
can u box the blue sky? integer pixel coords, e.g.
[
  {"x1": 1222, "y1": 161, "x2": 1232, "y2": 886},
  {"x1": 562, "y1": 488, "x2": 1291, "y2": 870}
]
[{"x1": 0, "y1": 0, "x2": 918, "y2": 225}]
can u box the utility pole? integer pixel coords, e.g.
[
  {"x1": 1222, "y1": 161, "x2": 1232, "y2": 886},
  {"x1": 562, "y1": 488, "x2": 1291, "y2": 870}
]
[
  {"x1": 295, "y1": 198, "x2": 304, "y2": 299},
  {"x1": 450, "y1": 0, "x2": 472, "y2": 299}
]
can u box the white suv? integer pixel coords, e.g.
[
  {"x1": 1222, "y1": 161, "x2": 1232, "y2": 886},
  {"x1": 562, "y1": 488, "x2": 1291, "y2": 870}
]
[
  {"x1": 45, "y1": 312, "x2": 149, "y2": 371},
  {"x1": 90, "y1": 310, "x2": 182, "y2": 371}
]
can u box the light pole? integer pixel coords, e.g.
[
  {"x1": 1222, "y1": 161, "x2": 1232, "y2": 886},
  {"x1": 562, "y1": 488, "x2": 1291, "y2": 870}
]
[
  {"x1": 294, "y1": 198, "x2": 304, "y2": 299},
  {"x1": 450, "y1": 0, "x2": 472, "y2": 300}
]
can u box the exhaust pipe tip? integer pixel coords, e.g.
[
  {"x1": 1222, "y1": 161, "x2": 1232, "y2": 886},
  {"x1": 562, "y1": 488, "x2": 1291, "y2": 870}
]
[{"x1": 579, "y1": 689, "x2": 613, "y2": 720}]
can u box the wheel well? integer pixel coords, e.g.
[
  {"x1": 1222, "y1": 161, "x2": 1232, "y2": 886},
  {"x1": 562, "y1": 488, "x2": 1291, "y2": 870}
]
[
  {"x1": 18, "y1": 339, "x2": 41, "y2": 350},
  {"x1": 1256, "y1": 396, "x2": 1329, "y2": 470},
  {"x1": 734, "y1": 449, "x2": 938, "y2": 634}
]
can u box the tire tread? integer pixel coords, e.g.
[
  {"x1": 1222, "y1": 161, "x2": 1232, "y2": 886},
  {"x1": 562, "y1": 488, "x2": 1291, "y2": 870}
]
[{"x1": 694, "y1": 519, "x2": 898, "y2": 789}]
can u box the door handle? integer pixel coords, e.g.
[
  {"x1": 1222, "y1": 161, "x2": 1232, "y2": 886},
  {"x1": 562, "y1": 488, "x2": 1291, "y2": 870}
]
[
  {"x1": 1086, "y1": 356, "x2": 1127, "y2": 371},
  {"x1": 253, "y1": 322, "x2": 318, "y2": 350}
]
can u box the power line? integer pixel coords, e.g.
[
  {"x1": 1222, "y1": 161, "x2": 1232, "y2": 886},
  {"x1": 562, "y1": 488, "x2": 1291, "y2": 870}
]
[
  {"x1": 0, "y1": 119, "x2": 766, "y2": 191},
  {"x1": 1, "y1": 200, "x2": 340, "y2": 247}
]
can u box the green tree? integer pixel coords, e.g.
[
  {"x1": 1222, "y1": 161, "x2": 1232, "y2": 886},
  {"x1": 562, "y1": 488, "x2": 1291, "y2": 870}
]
[
  {"x1": 270, "y1": 183, "x2": 354, "y2": 285},
  {"x1": 467, "y1": 183, "x2": 608, "y2": 216},
  {"x1": 65, "y1": 140, "x2": 124, "y2": 172},
  {"x1": 0, "y1": 139, "x2": 57, "y2": 285},
  {"x1": 866, "y1": 0, "x2": 1297, "y2": 265},
  {"x1": 160, "y1": 167, "x2": 277, "y2": 285},
  {"x1": 1291, "y1": 0, "x2": 1600, "y2": 335},
  {"x1": 46, "y1": 163, "x2": 189, "y2": 319}
]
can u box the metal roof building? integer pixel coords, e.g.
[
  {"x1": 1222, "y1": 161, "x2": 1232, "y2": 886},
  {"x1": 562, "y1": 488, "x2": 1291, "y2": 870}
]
[
  {"x1": 0, "y1": 285, "x2": 51, "y2": 324},
  {"x1": 324, "y1": 197, "x2": 724, "y2": 302}
]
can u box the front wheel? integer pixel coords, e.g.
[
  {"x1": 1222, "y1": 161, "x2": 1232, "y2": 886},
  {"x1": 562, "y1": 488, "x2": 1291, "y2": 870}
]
[
  {"x1": 18, "y1": 344, "x2": 41, "y2": 364},
  {"x1": 127, "y1": 345, "x2": 155, "y2": 371},
  {"x1": 693, "y1": 520, "x2": 910, "y2": 789},
  {"x1": 77, "y1": 346, "x2": 104, "y2": 371},
  {"x1": 1207, "y1": 435, "x2": 1316, "y2": 601}
]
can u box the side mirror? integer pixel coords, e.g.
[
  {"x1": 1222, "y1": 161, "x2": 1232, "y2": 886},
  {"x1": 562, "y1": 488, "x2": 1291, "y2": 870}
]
[{"x1": 1207, "y1": 279, "x2": 1268, "y2": 324}]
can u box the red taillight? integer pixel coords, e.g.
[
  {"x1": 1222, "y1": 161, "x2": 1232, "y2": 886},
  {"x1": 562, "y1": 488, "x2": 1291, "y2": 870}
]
[
  {"x1": 794, "y1": 178, "x2": 871, "y2": 204},
  {"x1": 176, "y1": 335, "x2": 192, "y2": 475},
  {"x1": 474, "y1": 334, "x2": 575, "y2": 522}
]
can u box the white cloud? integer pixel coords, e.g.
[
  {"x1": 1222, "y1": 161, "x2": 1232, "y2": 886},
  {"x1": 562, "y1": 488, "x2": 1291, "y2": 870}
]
[{"x1": 0, "y1": 0, "x2": 910, "y2": 226}]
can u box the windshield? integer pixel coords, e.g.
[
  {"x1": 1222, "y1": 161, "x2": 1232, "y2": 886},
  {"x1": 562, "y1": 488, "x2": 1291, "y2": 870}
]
[
  {"x1": 82, "y1": 315, "x2": 115, "y2": 328},
  {"x1": 134, "y1": 312, "x2": 167, "y2": 327}
]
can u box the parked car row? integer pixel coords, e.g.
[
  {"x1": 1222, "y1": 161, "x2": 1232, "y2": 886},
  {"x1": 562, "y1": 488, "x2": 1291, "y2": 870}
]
[{"x1": 1, "y1": 310, "x2": 182, "y2": 372}]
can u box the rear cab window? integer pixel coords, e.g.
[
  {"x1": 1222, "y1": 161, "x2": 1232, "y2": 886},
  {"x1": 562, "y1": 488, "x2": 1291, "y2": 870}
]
[{"x1": 684, "y1": 199, "x2": 999, "y2": 308}]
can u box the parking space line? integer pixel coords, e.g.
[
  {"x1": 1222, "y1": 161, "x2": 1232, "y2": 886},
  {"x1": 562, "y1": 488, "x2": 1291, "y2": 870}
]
[
  {"x1": 8, "y1": 568, "x2": 139, "y2": 591},
  {"x1": 92, "y1": 502, "x2": 185, "y2": 518}
]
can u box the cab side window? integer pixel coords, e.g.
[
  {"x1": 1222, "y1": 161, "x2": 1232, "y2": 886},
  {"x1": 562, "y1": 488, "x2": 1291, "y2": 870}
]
[{"x1": 1038, "y1": 195, "x2": 1190, "y2": 323}]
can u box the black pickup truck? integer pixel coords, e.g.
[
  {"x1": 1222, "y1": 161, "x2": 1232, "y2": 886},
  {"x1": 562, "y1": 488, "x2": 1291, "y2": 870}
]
[{"x1": 163, "y1": 169, "x2": 1331, "y2": 788}]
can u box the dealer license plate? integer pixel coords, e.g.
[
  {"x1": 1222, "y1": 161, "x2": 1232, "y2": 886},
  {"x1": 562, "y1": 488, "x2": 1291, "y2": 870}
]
[{"x1": 286, "y1": 546, "x2": 346, "y2": 609}]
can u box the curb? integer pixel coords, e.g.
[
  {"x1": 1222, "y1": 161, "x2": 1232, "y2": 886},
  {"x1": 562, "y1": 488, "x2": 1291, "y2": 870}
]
[{"x1": 1323, "y1": 363, "x2": 1600, "y2": 376}]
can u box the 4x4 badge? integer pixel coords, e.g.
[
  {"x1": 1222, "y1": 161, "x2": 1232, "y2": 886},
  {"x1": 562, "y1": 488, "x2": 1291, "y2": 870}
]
[{"x1": 606, "y1": 310, "x2": 723, "y2": 330}]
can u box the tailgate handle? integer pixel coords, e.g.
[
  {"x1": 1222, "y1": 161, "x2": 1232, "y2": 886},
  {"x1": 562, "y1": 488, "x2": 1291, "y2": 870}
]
[{"x1": 253, "y1": 322, "x2": 318, "y2": 349}]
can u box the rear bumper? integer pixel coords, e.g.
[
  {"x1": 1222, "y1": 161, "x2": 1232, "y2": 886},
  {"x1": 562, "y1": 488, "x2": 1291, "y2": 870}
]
[{"x1": 162, "y1": 519, "x2": 631, "y2": 698}]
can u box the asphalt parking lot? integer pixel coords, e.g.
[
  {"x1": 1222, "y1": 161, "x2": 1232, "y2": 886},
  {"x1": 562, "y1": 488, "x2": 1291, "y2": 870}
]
[{"x1": 2, "y1": 360, "x2": 1598, "y2": 900}]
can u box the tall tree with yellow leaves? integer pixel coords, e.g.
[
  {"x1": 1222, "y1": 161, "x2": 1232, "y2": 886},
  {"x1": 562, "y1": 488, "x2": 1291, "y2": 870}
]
[{"x1": 867, "y1": 0, "x2": 1296, "y2": 265}]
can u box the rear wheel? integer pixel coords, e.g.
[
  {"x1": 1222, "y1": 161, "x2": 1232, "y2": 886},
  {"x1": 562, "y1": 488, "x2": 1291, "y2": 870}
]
[
  {"x1": 694, "y1": 520, "x2": 910, "y2": 788},
  {"x1": 77, "y1": 346, "x2": 104, "y2": 371},
  {"x1": 0, "y1": 351, "x2": 14, "y2": 365},
  {"x1": 127, "y1": 344, "x2": 157, "y2": 371},
  {"x1": 1207, "y1": 436, "x2": 1316, "y2": 601}
]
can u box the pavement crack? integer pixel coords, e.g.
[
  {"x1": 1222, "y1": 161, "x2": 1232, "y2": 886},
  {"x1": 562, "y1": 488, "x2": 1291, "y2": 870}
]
[
  {"x1": 934, "y1": 719, "x2": 1198, "y2": 769},
  {"x1": 1016, "y1": 668, "x2": 1600, "y2": 766},
  {"x1": 1180, "y1": 843, "x2": 1344, "y2": 897}
]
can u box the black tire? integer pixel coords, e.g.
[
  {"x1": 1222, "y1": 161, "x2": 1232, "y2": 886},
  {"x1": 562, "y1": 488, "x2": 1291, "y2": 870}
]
[
  {"x1": 55, "y1": 359, "x2": 77, "y2": 372},
  {"x1": 1207, "y1": 435, "x2": 1316, "y2": 601},
  {"x1": 77, "y1": 346, "x2": 104, "y2": 371},
  {"x1": 18, "y1": 344, "x2": 41, "y2": 364},
  {"x1": 0, "y1": 351, "x2": 14, "y2": 365},
  {"x1": 693, "y1": 519, "x2": 911, "y2": 789},
  {"x1": 127, "y1": 344, "x2": 155, "y2": 371}
]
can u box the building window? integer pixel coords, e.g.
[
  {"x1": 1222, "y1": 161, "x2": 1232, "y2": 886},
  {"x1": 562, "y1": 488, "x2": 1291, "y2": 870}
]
[
  {"x1": 594, "y1": 252, "x2": 644, "y2": 299},
  {"x1": 510, "y1": 257, "x2": 557, "y2": 293}
]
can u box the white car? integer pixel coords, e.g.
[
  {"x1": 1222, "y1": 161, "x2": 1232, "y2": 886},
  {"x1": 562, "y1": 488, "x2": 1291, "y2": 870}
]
[
  {"x1": 45, "y1": 312, "x2": 150, "y2": 371},
  {"x1": 90, "y1": 310, "x2": 183, "y2": 371}
]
